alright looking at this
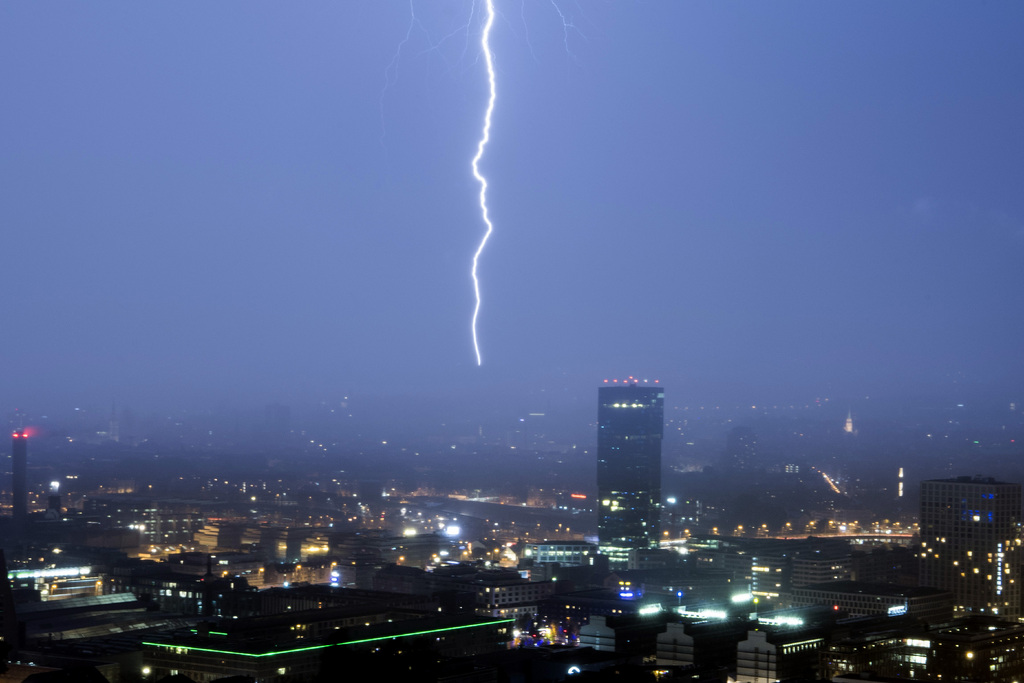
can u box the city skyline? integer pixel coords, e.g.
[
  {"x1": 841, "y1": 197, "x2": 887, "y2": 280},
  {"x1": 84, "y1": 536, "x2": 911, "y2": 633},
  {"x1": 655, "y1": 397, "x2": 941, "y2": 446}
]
[{"x1": 3, "y1": 381, "x2": 1024, "y2": 679}]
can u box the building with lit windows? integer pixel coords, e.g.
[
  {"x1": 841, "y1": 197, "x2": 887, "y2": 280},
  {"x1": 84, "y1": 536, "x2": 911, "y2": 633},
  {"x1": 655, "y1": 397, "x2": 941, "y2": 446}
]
[
  {"x1": 824, "y1": 630, "x2": 907, "y2": 680},
  {"x1": 751, "y1": 555, "x2": 788, "y2": 600},
  {"x1": 523, "y1": 542, "x2": 596, "y2": 567},
  {"x1": 790, "y1": 551, "x2": 852, "y2": 588},
  {"x1": 371, "y1": 564, "x2": 554, "y2": 621},
  {"x1": 597, "y1": 384, "x2": 664, "y2": 567},
  {"x1": 735, "y1": 628, "x2": 825, "y2": 683},
  {"x1": 791, "y1": 581, "x2": 953, "y2": 623},
  {"x1": 470, "y1": 572, "x2": 555, "y2": 620},
  {"x1": 83, "y1": 497, "x2": 205, "y2": 550},
  {"x1": 826, "y1": 616, "x2": 1024, "y2": 683},
  {"x1": 919, "y1": 477, "x2": 1021, "y2": 618},
  {"x1": 923, "y1": 616, "x2": 1024, "y2": 683}
]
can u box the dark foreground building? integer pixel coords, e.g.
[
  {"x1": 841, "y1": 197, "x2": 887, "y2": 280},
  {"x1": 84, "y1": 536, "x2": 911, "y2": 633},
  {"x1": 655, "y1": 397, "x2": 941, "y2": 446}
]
[{"x1": 142, "y1": 614, "x2": 512, "y2": 682}]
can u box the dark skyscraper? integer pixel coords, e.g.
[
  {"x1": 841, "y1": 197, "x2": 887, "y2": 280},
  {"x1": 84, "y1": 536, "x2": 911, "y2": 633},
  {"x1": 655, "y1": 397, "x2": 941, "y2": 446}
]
[
  {"x1": 11, "y1": 431, "x2": 27, "y2": 531},
  {"x1": 919, "y1": 476, "x2": 1021, "y2": 618},
  {"x1": 597, "y1": 383, "x2": 664, "y2": 566}
]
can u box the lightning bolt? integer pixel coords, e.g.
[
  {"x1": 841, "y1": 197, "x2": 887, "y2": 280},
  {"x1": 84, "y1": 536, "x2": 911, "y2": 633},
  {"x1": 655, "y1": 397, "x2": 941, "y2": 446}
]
[
  {"x1": 470, "y1": 0, "x2": 497, "y2": 366},
  {"x1": 379, "y1": 1, "x2": 421, "y2": 155},
  {"x1": 548, "y1": 0, "x2": 578, "y2": 61},
  {"x1": 381, "y1": 1, "x2": 568, "y2": 366}
]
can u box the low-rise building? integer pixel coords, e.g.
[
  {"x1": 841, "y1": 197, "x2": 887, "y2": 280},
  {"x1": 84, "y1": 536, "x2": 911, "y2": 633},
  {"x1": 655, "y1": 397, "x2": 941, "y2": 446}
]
[
  {"x1": 373, "y1": 564, "x2": 554, "y2": 621},
  {"x1": 735, "y1": 627, "x2": 825, "y2": 683},
  {"x1": 791, "y1": 581, "x2": 953, "y2": 623},
  {"x1": 522, "y1": 542, "x2": 596, "y2": 567}
]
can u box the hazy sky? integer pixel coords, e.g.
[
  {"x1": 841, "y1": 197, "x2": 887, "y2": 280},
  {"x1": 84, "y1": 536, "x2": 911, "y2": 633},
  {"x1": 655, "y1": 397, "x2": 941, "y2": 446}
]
[{"x1": 2, "y1": 1, "x2": 1022, "y2": 413}]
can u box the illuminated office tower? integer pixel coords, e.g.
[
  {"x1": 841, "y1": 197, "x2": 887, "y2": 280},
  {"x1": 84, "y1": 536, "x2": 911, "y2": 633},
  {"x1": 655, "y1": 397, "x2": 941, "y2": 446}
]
[
  {"x1": 919, "y1": 476, "x2": 1022, "y2": 618},
  {"x1": 597, "y1": 383, "x2": 664, "y2": 566},
  {"x1": 11, "y1": 431, "x2": 27, "y2": 532}
]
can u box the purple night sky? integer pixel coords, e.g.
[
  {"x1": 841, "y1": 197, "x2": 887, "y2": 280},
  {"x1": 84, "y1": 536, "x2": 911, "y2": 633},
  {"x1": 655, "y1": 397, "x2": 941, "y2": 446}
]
[{"x1": 2, "y1": 1, "x2": 1021, "y2": 417}]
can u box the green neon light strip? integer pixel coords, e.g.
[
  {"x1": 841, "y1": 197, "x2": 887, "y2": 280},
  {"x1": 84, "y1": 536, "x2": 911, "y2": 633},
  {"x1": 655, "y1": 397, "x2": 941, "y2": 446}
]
[
  {"x1": 141, "y1": 641, "x2": 332, "y2": 658},
  {"x1": 143, "y1": 619, "x2": 514, "y2": 659},
  {"x1": 338, "y1": 620, "x2": 514, "y2": 646}
]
